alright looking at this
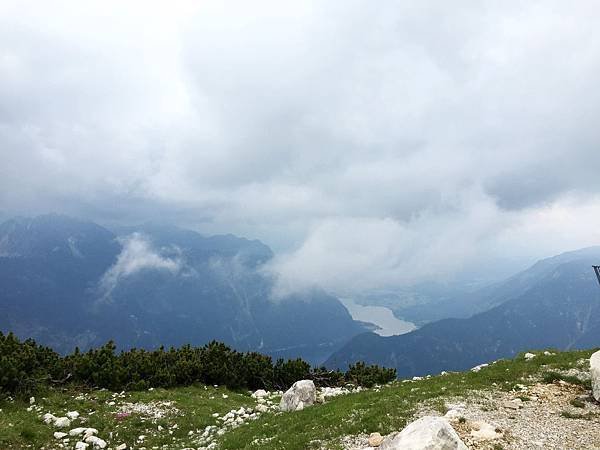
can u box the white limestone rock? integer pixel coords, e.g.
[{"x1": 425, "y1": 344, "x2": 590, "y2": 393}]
[
  {"x1": 380, "y1": 416, "x2": 467, "y2": 450},
  {"x1": 66, "y1": 411, "x2": 80, "y2": 420},
  {"x1": 255, "y1": 404, "x2": 269, "y2": 413},
  {"x1": 85, "y1": 435, "x2": 107, "y2": 449},
  {"x1": 279, "y1": 380, "x2": 316, "y2": 412},
  {"x1": 470, "y1": 364, "x2": 488, "y2": 372},
  {"x1": 252, "y1": 389, "x2": 268, "y2": 399},
  {"x1": 590, "y1": 350, "x2": 600, "y2": 401},
  {"x1": 83, "y1": 428, "x2": 98, "y2": 440},
  {"x1": 69, "y1": 427, "x2": 87, "y2": 436},
  {"x1": 53, "y1": 417, "x2": 71, "y2": 428},
  {"x1": 43, "y1": 413, "x2": 56, "y2": 424}
]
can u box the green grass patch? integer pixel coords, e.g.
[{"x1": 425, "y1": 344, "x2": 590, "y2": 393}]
[
  {"x1": 0, "y1": 348, "x2": 595, "y2": 450},
  {"x1": 560, "y1": 410, "x2": 597, "y2": 420},
  {"x1": 542, "y1": 371, "x2": 591, "y2": 389},
  {"x1": 219, "y1": 349, "x2": 596, "y2": 449},
  {"x1": 570, "y1": 398, "x2": 586, "y2": 408}
]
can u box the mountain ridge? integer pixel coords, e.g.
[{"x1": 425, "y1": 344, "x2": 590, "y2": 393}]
[
  {"x1": 0, "y1": 214, "x2": 365, "y2": 364},
  {"x1": 325, "y1": 246, "x2": 600, "y2": 376}
]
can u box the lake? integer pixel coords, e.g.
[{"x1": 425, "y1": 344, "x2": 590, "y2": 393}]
[{"x1": 340, "y1": 298, "x2": 416, "y2": 336}]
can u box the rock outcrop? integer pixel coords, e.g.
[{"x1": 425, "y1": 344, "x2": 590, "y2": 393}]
[
  {"x1": 380, "y1": 416, "x2": 467, "y2": 450},
  {"x1": 279, "y1": 380, "x2": 316, "y2": 412}
]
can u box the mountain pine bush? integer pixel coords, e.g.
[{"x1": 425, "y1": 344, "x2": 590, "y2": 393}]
[{"x1": 0, "y1": 332, "x2": 396, "y2": 397}]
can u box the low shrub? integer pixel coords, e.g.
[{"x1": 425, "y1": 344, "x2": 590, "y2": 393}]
[{"x1": 0, "y1": 332, "x2": 396, "y2": 397}]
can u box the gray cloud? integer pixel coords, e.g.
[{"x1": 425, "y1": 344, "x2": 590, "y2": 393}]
[
  {"x1": 99, "y1": 233, "x2": 181, "y2": 299},
  {"x1": 2, "y1": 0, "x2": 600, "y2": 294}
]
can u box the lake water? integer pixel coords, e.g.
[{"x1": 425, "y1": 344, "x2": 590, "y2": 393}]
[{"x1": 340, "y1": 298, "x2": 416, "y2": 336}]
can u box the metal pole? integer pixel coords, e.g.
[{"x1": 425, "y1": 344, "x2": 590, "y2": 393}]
[{"x1": 593, "y1": 266, "x2": 600, "y2": 287}]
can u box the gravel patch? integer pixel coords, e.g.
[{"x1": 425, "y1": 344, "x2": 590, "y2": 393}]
[
  {"x1": 117, "y1": 401, "x2": 179, "y2": 421},
  {"x1": 343, "y1": 380, "x2": 600, "y2": 449}
]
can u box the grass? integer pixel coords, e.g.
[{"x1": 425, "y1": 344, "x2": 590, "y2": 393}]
[
  {"x1": 542, "y1": 371, "x2": 592, "y2": 389},
  {"x1": 0, "y1": 384, "x2": 256, "y2": 449},
  {"x1": 0, "y1": 348, "x2": 596, "y2": 449},
  {"x1": 570, "y1": 398, "x2": 586, "y2": 408},
  {"x1": 560, "y1": 410, "x2": 597, "y2": 420}
]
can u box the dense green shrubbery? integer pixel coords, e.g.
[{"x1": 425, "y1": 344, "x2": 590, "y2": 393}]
[
  {"x1": 0, "y1": 334, "x2": 64, "y2": 396},
  {"x1": 345, "y1": 361, "x2": 397, "y2": 388},
  {"x1": 0, "y1": 332, "x2": 396, "y2": 397}
]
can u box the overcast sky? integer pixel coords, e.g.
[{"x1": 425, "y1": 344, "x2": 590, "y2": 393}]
[{"x1": 2, "y1": 0, "x2": 600, "y2": 294}]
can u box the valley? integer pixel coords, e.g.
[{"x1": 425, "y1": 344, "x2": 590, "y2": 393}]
[{"x1": 339, "y1": 298, "x2": 416, "y2": 337}]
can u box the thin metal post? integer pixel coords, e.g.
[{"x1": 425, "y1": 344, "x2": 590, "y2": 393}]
[{"x1": 593, "y1": 266, "x2": 600, "y2": 287}]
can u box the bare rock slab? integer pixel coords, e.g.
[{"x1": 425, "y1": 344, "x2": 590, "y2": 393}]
[
  {"x1": 380, "y1": 416, "x2": 467, "y2": 450},
  {"x1": 279, "y1": 380, "x2": 316, "y2": 412}
]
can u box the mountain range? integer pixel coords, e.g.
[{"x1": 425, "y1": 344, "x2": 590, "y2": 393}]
[
  {"x1": 0, "y1": 214, "x2": 366, "y2": 364},
  {"x1": 3, "y1": 214, "x2": 600, "y2": 374},
  {"x1": 326, "y1": 246, "x2": 600, "y2": 376}
]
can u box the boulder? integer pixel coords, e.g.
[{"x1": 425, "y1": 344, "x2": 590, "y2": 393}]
[
  {"x1": 53, "y1": 432, "x2": 68, "y2": 439},
  {"x1": 279, "y1": 380, "x2": 316, "y2": 412},
  {"x1": 380, "y1": 416, "x2": 467, "y2": 450},
  {"x1": 591, "y1": 350, "x2": 600, "y2": 401}
]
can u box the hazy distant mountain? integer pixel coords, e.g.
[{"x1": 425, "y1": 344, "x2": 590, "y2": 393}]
[
  {"x1": 325, "y1": 247, "x2": 600, "y2": 376},
  {"x1": 348, "y1": 282, "x2": 479, "y2": 327},
  {"x1": 351, "y1": 259, "x2": 584, "y2": 328},
  {"x1": 0, "y1": 214, "x2": 365, "y2": 364}
]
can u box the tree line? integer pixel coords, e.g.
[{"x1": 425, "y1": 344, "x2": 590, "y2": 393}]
[{"x1": 0, "y1": 332, "x2": 396, "y2": 398}]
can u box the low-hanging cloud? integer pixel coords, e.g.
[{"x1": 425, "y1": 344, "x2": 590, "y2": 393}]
[
  {"x1": 2, "y1": 1, "x2": 600, "y2": 296},
  {"x1": 99, "y1": 233, "x2": 182, "y2": 298}
]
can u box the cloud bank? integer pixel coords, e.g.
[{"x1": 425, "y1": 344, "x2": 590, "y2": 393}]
[
  {"x1": 100, "y1": 233, "x2": 181, "y2": 297},
  {"x1": 2, "y1": 1, "x2": 600, "y2": 294}
]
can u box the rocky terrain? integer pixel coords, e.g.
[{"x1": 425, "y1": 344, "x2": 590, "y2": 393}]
[
  {"x1": 2, "y1": 349, "x2": 600, "y2": 449},
  {"x1": 345, "y1": 359, "x2": 600, "y2": 449}
]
